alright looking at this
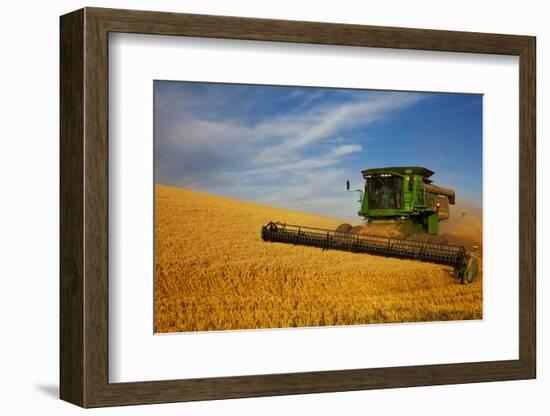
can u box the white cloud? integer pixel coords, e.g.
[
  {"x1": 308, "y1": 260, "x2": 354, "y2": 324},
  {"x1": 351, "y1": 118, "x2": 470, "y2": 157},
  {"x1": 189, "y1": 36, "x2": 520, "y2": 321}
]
[
  {"x1": 252, "y1": 93, "x2": 421, "y2": 164},
  {"x1": 155, "y1": 86, "x2": 424, "y2": 218},
  {"x1": 159, "y1": 92, "x2": 419, "y2": 170},
  {"x1": 257, "y1": 169, "x2": 361, "y2": 222},
  {"x1": 330, "y1": 144, "x2": 363, "y2": 157},
  {"x1": 246, "y1": 144, "x2": 363, "y2": 175}
]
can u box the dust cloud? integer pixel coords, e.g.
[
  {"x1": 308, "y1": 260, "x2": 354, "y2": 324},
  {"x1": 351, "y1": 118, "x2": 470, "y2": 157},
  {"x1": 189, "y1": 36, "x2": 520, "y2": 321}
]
[{"x1": 439, "y1": 201, "x2": 482, "y2": 251}]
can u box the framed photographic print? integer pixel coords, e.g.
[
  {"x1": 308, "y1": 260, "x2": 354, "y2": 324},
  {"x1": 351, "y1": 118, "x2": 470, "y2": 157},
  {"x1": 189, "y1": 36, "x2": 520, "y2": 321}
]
[{"x1": 60, "y1": 7, "x2": 536, "y2": 408}]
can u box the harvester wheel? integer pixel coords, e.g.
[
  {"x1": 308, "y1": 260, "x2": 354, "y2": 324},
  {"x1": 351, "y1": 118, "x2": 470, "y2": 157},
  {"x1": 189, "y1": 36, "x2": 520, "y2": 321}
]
[
  {"x1": 460, "y1": 256, "x2": 479, "y2": 284},
  {"x1": 465, "y1": 268, "x2": 474, "y2": 284},
  {"x1": 465, "y1": 256, "x2": 478, "y2": 283}
]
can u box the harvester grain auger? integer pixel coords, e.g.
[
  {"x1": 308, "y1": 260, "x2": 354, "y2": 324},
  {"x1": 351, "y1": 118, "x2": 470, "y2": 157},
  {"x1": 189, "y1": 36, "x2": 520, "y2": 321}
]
[{"x1": 261, "y1": 167, "x2": 479, "y2": 284}]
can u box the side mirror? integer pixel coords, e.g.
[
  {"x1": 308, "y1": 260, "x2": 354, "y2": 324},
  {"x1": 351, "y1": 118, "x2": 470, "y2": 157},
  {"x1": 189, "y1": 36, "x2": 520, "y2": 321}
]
[{"x1": 346, "y1": 180, "x2": 350, "y2": 191}]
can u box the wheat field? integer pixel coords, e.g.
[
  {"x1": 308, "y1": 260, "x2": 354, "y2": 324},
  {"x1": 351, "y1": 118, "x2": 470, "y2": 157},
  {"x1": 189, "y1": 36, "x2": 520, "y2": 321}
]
[{"x1": 155, "y1": 184, "x2": 482, "y2": 333}]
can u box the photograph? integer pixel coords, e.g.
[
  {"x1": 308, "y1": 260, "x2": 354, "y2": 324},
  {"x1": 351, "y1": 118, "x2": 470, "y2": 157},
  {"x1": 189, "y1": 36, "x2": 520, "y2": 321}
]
[{"x1": 153, "y1": 80, "x2": 483, "y2": 333}]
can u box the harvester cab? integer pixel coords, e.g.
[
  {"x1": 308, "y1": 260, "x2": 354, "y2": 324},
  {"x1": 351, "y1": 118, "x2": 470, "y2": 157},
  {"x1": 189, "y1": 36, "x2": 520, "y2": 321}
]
[{"x1": 357, "y1": 167, "x2": 455, "y2": 236}]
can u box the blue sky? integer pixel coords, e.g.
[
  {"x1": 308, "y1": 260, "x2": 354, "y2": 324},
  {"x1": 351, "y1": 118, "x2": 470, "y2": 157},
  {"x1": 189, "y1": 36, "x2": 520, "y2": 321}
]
[{"x1": 154, "y1": 81, "x2": 482, "y2": 221}]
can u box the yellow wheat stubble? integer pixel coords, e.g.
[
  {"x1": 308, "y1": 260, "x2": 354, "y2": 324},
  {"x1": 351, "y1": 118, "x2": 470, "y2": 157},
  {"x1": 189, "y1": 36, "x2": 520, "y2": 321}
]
[{"x1": 155, "y1": 184, "x2": 482, "y2": 333}]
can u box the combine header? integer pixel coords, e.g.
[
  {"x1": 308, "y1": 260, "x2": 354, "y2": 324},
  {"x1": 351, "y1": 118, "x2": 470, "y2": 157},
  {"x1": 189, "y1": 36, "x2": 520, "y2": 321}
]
[{"x1": 261, "y1": 166, "x2": 479, "y2": 284}]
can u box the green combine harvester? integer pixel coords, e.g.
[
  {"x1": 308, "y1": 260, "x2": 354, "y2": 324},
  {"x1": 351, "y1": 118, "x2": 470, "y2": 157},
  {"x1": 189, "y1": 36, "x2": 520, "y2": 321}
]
[{"x1": 261, "y1": 166, "x2": 479, "y2": 284}]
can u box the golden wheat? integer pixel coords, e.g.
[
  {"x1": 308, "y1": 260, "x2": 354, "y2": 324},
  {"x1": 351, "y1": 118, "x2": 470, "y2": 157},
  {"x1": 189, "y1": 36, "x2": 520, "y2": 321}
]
[{"x1": 155, "y1": 184, "x2": 482, "y2": 333}]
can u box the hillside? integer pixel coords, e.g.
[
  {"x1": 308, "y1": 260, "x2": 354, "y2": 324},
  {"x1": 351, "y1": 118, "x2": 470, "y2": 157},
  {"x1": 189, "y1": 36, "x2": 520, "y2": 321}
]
[{"x1": 155, "y1": 184, "x2": 482, "y2": 333}]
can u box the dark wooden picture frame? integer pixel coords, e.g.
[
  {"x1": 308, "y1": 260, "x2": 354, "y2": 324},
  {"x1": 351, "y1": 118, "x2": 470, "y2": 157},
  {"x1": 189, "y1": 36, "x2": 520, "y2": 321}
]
[{"x1": 60, "y1": 7, "x2": 536, "y2": 408}]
